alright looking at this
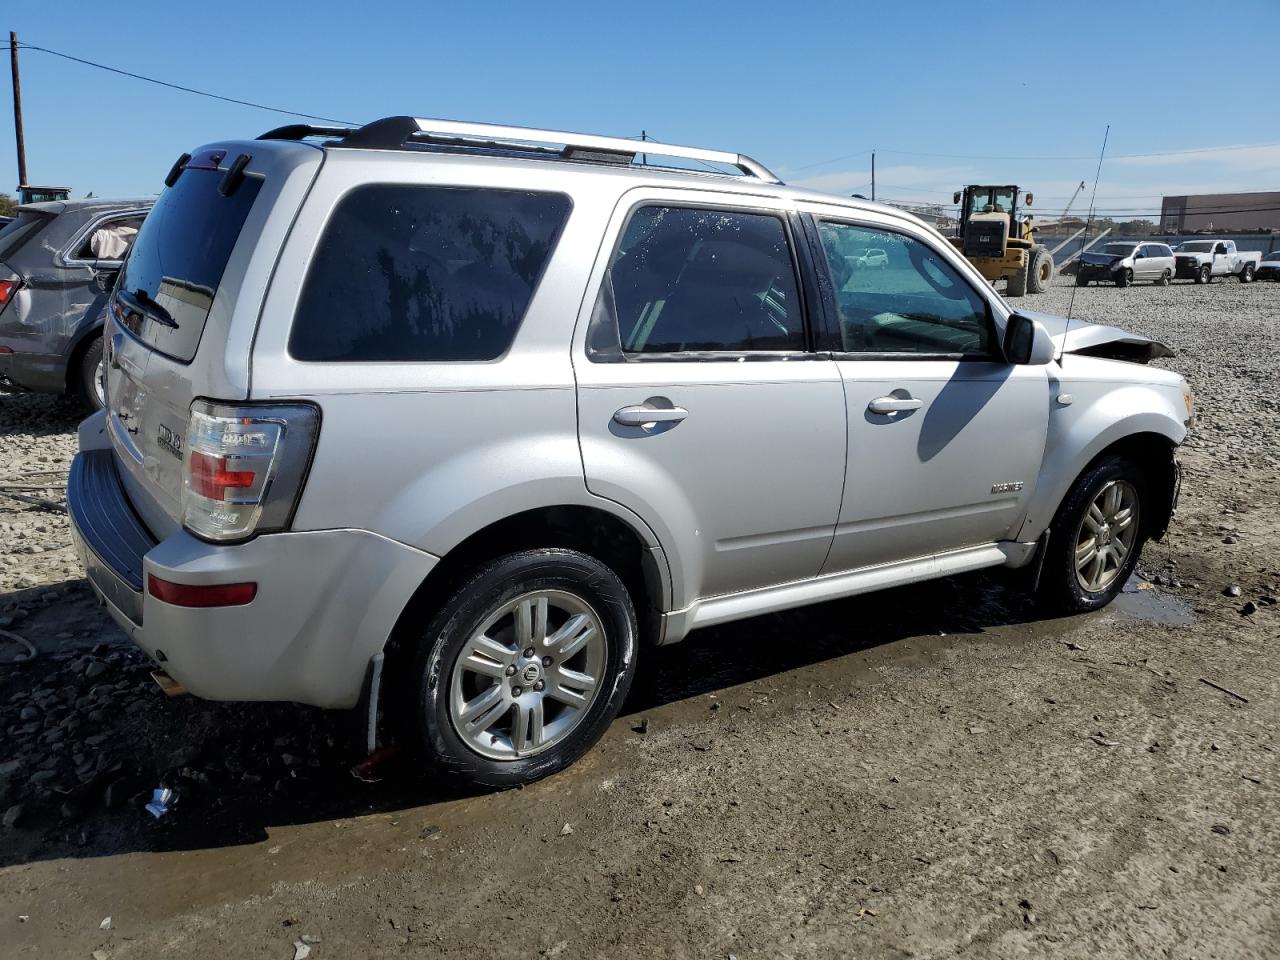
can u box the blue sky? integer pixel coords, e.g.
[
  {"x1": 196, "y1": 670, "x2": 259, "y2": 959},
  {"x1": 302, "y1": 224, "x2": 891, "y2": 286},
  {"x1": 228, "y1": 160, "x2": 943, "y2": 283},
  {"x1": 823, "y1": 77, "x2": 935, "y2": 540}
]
[{"x1": 5, "y1": 0, "x2": 1279, "y2": 217}]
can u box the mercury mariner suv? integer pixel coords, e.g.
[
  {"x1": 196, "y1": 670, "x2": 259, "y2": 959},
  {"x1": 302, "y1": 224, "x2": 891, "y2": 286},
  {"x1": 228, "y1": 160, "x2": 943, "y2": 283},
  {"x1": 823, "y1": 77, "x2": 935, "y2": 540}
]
[{"x1": 68, "y1": 117, "x2": 1192, "y2": 786}]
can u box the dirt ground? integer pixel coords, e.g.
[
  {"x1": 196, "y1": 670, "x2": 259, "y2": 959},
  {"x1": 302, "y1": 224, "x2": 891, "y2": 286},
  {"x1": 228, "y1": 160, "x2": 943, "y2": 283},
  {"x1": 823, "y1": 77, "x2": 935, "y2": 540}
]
[{"x1": 2, "y1": 274, "x2": 1278, "y2": 959}]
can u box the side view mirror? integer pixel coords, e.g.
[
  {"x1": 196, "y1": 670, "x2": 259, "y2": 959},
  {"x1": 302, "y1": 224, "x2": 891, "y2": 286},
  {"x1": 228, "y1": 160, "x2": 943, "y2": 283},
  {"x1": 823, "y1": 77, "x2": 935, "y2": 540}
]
[
  {"x1": 1024, "y1": 192, "x2": 1034, "y2": 206},
  {"x1": 952, "y1": 191, "x2": 962, "y2": 205},
  {"x1": 92, "y1": 263, "x2": 120, "y2": 294},
  {"x1": 1003, "y1": 312, "x2": 1055, "y2": 365}
]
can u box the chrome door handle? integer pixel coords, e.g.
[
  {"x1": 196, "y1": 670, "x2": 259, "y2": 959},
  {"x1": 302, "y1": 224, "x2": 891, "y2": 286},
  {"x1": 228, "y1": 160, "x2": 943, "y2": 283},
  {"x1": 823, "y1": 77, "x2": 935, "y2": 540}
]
[
  {"x1": 868, "y1": 395, "x2": 923, "y2": 415},
  {"x1": 613, "y1": 403, "x2": 688, "y2": 428}
]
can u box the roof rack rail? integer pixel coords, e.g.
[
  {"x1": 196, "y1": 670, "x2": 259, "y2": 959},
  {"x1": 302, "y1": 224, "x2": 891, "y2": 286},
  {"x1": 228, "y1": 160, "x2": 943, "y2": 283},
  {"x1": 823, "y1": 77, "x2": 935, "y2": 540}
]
[
  {"x1": 325, "y1": 115, "x2": 781, "y2": 183},
  {"x1": 258, "y1": 123, "x2": 357, "y2": 141}
]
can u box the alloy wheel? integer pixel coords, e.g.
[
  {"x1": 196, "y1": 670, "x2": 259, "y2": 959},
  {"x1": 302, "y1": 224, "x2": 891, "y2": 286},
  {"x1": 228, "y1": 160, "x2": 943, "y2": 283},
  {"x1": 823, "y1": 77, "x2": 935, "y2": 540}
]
[
  {"x1": 447, "y1": 590, "x2": 607, "y2": 761},
  {"x1": 1074, "y1": 479, "x2": 1140, "y2": 593}
]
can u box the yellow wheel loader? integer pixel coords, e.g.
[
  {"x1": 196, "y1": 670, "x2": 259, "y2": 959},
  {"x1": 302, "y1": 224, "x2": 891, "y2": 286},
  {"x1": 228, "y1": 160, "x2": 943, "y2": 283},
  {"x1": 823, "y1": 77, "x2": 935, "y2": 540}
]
[{"x1": 948, "y1": 185, "x2": 1053, "y2": 297}]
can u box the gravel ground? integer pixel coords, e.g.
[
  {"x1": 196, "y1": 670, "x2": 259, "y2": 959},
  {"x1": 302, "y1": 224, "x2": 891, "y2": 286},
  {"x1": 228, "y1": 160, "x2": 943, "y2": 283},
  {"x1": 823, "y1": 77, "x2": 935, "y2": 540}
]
[{"x1": 1, "y1": 274, "x2": 1278, "y2": 958}]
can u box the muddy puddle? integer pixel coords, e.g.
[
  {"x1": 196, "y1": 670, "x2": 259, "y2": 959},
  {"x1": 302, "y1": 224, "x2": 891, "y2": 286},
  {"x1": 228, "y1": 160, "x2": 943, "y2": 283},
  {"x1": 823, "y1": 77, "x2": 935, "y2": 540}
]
[{"x1": 1111, "y1": 575, "x2": 1195, "y2": 626}]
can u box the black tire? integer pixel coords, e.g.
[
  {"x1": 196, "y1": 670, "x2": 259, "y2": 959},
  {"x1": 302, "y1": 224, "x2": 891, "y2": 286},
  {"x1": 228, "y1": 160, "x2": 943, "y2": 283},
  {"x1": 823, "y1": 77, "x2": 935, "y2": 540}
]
[
  {"x1": 1038, "y1": 455, "x2": 1148, "y2": 615},
  {"x1": 1027, "y1": 247, "x2": 1053, "y2": 293},
  {"x1": 1075, "y1": 272, "x2": 1090, "y2": 287},
  {"x1": 407, "y1": 549, "x2": 638, "y2": 788},
  {"x1": 77, "y1": 337, "x2": 106, "y2": 411},
  {"x1": 1239, "y1": 263, "x2": 1255, "y2": 283},
  {"x1": 1115, "y1": 268, "x2": 1132, "y2": 288},
  {"x1": 1196, "y1": 264, "x2": 1211, "y2": 284},
  {"x1": 1006, "y1": 264, "x2": 1029, "y2": 298},
  {"x1": 1155, "y1": 268, "x2": 1171, "y2": 286}
]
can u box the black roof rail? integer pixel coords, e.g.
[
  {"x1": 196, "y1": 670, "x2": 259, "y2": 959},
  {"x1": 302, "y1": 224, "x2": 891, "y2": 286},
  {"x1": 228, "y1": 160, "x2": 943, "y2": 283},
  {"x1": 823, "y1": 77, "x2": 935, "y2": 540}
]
[{"x1": 257, "y1": 123, "x2": 356, "y2": 141}]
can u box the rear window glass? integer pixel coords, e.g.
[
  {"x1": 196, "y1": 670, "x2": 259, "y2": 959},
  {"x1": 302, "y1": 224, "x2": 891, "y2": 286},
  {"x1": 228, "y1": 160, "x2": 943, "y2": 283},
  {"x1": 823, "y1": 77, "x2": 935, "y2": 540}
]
[
  {"x1": 117, "y1": 169, "x2": 263, "y2": 363},
  {"x1": 289, "y1": 185, "x2": 572, "y2": 362},
  {"x1": 0, "y1": 211, "x2": 52, "y2": 262}
]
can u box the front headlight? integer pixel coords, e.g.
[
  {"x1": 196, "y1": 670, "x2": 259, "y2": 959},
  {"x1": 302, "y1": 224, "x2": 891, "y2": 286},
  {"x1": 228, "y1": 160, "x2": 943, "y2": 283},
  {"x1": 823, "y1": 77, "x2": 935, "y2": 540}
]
[{"x1": 1183, "y1": 389, "x2": 1195, "y2": 428}]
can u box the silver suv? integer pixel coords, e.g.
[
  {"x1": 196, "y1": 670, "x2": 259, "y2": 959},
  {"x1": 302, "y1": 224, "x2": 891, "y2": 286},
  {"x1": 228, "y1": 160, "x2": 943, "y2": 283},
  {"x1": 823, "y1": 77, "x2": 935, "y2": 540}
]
[{"x1": 68, "y1": 117, "x2": 1192, "y2": 787}]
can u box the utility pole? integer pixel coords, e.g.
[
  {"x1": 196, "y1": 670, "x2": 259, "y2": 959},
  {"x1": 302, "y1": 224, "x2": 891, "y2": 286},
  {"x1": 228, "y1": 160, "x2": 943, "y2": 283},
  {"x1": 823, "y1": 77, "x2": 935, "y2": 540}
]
[
  {"x1": 871, "y1": 150, "x2": 875, "y2": 202},
  {"x1": 10, "y1": 32, "x2": 26, "y2": 188}
]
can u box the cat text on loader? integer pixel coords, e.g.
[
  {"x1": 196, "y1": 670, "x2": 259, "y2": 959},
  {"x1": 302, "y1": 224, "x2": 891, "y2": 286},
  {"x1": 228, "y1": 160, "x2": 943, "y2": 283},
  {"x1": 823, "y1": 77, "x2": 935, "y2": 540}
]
[{"x1": 949, "y1": 185, "x2": 1053, "y2": 297}]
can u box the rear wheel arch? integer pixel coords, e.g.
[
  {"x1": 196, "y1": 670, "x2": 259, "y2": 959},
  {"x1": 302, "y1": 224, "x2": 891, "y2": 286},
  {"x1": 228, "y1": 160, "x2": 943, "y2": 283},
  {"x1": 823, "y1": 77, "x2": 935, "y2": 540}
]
[{"x1": 386, "y1": 505, "x2": 668, "y2": 665}]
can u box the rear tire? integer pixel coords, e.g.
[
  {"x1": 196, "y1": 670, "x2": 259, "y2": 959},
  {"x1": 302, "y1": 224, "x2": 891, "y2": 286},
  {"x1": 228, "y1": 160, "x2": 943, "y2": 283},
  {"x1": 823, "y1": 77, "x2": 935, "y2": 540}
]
[
  {"x1": 406, "y1": 549, "x2": 638, "y2": 788},
  {"x1": 1155, "y1": 268, "x2": 1171, "y2": 286},
  {"x1": 1027, "y1": 247, "x2": 1053, "y2": 293},
  {"x1": 1115, "y1": 268, "x2": 1133, "y2": 288},
  {"x1": 1239, "y1": 263, "x2": 1255, "y2": 283},
  {"x1": 1006, "y1": 264, "x2": 1028, "y2": 298},
  {"x1": 1038, "y1": 455, "x2": 1148, "y2": 615},
  {"x1": 77, "y1": 337, "x2": 106, "y2": 411}
]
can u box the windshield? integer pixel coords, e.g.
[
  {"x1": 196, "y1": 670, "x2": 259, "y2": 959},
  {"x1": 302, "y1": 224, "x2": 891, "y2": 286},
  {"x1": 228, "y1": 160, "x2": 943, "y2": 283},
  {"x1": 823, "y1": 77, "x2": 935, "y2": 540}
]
[
  {"x1": 1176, "y1": 241, "x2": 1216, "y2": 253},
  {"x1": 1101, "y1": 243, "x2": 1136, "y2": 256},
  {"x1": 117, "y1": 167, "x2": 262, "y2": 363},
  {"x1": 967, "y1": 187, "x2": 1015, "y2": 217}
]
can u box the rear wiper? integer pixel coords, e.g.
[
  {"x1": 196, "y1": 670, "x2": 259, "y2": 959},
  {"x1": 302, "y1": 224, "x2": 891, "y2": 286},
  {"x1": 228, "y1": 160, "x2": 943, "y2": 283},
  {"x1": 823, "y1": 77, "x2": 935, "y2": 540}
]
[{"x1": 116, "y1": 288, "x2": 178, "y2": 329}]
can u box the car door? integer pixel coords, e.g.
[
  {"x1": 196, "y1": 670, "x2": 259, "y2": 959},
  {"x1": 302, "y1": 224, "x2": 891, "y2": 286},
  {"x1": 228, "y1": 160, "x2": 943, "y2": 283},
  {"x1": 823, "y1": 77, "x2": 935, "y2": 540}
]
[
  {"x1": 572, "y1": 191, "x2": 847, "y2": 607},
  {"x1": 1133, "y1": 245, "x2": 1151, "y2": 279},
  {"x1": 802, "y1": 208, "x2": 1051, "y2": 573}
]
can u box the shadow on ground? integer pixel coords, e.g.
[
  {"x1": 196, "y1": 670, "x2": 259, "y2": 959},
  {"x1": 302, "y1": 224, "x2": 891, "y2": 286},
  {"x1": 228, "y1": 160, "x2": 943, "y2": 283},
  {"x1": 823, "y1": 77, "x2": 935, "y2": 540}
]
[{"x1": 0, "y1": 566, "x2": 1070, "y2": 869}]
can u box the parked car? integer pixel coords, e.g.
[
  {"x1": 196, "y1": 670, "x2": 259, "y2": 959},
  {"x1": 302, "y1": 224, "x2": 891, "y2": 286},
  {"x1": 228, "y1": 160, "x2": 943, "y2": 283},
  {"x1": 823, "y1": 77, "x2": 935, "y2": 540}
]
[
  {"x1": 1075, "y1": 241, "x2": 1176, "y2": 287},
  {"x1": 68, "y1": 117, "x2": 1192, "y2": 788},
  {"x1": 1172, "y1": 239, "x2": 1261, "y2": 283},
  {"x1": 1255, "y1": 250, "x2": 1280, "y2": 281},
  {"x1": 0, "y1": 198, "x2": 153, "y2": 407},
  {"x1": 852, "y1": 247, "x2": 889, "y2": 270}
]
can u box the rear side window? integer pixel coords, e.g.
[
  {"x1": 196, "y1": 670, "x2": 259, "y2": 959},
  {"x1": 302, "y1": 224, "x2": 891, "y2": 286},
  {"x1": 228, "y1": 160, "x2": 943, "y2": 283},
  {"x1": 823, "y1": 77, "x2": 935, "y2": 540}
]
[
  {"x1": 290, "y1": 185, "x2": 572, "y2": 362},
  {"x1": 586, "y1": 205, "x2": 805, "y2": 360},
  {"x1": 118, "y1": 169, "x2": 263, "y2": 363}
]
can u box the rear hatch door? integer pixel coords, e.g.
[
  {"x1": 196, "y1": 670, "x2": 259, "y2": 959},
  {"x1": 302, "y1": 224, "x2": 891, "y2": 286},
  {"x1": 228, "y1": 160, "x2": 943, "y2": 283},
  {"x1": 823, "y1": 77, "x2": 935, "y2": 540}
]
[{"x1": 106, "y1": 144, "x2": 322, "y2": 538}]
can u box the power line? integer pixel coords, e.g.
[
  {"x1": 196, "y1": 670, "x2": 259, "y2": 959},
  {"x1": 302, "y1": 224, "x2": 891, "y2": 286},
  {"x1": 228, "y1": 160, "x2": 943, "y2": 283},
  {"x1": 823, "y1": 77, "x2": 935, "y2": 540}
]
[
  {"x1": 15, "y1": 41, "x2": 356, "y2": 125},
  {"x1": 793, "y1": 139, "x2": 1280, "y2": 172}
]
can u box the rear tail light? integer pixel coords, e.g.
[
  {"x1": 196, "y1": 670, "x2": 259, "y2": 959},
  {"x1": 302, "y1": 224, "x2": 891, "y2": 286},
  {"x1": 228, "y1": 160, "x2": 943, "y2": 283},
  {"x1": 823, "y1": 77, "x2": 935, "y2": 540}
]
[
  {"x1": 0, "y1": 279, "x2": 18, "y2": 308},
  {"x1": 182, "y1": 399, "x2": 320, "y2": 542}
]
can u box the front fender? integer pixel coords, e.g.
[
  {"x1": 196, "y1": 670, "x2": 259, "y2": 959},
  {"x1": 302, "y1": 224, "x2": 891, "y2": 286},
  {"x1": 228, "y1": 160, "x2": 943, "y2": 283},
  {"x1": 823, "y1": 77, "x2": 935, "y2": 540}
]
[{"x1": 1015, "y1": 378, "x2": 1186, "y2": 541}]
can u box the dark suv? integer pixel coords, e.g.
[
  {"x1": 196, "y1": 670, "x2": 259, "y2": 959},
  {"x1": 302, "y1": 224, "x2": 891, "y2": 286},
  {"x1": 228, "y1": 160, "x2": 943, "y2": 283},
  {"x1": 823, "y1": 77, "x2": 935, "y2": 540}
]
[{"x1": 0, "y1": 198, "x2": 153, "y2": 408}]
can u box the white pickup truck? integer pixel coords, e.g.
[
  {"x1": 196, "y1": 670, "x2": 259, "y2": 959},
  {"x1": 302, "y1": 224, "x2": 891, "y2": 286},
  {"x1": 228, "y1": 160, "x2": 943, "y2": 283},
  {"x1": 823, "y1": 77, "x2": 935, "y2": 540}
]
[{"x1": 1173, "y1": 239, "x2": 1262, "y2": 284}]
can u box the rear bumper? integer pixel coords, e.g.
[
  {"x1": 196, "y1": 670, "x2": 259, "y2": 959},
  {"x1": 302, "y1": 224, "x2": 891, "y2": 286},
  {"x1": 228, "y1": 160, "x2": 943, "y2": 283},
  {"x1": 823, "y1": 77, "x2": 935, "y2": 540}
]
[
  {"x1": 68, "y1": 444, "x2": 438, "y2": 709},
  {"x1": 0, "y1": 348, "x2": 67, "y2": 393}
]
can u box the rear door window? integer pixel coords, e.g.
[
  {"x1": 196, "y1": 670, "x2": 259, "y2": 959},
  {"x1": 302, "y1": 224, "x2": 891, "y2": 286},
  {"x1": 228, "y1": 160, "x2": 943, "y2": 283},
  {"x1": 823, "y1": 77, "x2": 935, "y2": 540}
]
[
  {"x1": 117, "y1": 169, "x2": 263, "y2": 363},
  {"x1": 586, "y1": 205, "x2": 805, "y2": 359},
  {"x1": 289, "y1": 185, "x2": 571, "y2": 362}
]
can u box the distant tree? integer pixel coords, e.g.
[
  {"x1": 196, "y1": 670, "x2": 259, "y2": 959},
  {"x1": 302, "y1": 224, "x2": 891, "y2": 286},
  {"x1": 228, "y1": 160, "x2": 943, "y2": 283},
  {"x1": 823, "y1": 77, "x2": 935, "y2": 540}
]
[
  {"x1": 0, "y1": 193, "x2": 15, "y2": 217},
  {"x1": 1116, "y1": 219, "x2": 1158, "y2": 236}
]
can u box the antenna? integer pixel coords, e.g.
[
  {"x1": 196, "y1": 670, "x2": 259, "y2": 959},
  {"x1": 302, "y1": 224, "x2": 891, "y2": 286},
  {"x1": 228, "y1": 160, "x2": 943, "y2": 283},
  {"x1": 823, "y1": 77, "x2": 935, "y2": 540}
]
[{"x1": 1061, "y1": 125, "x2": 1110, "y2": 361}]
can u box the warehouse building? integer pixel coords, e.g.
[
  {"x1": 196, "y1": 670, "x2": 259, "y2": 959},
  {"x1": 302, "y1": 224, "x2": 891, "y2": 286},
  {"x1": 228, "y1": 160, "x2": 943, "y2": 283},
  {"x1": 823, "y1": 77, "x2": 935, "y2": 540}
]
[{"x1": 1160, "y1": 191, "x2": 1280, "y2": 233}]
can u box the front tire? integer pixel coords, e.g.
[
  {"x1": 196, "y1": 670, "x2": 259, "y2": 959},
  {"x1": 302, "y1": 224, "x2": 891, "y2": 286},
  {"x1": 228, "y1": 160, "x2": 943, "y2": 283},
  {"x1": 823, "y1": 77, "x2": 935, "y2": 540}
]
[
  {"x1": 1038, "y1": 455, "x2": 1147, "y2": 614},
  {"x1": 1027, "y1": 247, "x2": 1053, "y2": 293},
  {"x1": 408, "y1": 549, "x2": 638, "y2": 788},
  {"x1": 77, "y1": 337, "x2": 106, "y2": 411},
  {"x1": 1115, "y1": 268, "x2": 1133, "y2": 288},
  {"x1": 1196, "y1": 264, "x2": 1211, "y2": 284},
  {"x1": 1006, "y1": 264, "x2": 1028, "y2": 298},
  {"x1": 1075, "y1": 272, "x2": 1090, "y2": 287}
]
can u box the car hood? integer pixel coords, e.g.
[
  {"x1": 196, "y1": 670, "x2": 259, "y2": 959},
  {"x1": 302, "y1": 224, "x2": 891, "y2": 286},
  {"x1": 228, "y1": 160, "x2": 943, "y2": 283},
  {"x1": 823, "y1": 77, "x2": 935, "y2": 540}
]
[
  {"x1": 1080, "y1": 252, "x2": 1123, "y2": 265},
  {"x1": 1015, "y1": 309, "x2": 1176, "y2": 363},
  {"x1": 1174, "y1": 249, "x2": 1211, "y2": 257}
]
